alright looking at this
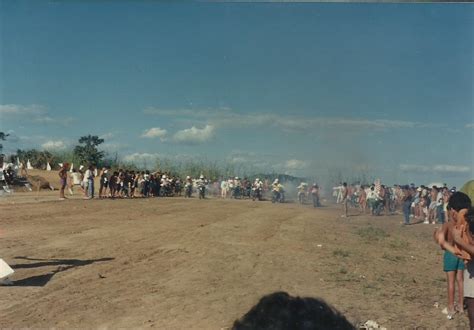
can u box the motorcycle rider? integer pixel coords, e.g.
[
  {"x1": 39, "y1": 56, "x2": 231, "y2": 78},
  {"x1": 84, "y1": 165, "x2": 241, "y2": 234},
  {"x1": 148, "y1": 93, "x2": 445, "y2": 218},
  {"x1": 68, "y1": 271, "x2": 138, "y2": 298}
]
[
  {"x1": 297, "y1": 182, "x2": 308, "y2": 204},
  {"x1": 184, "y1": 175, "x2": 193, "y2": 198},
  {"x1": 243, "y1": 177, "x2": 252, "y2": 199},
  {"x1": 233, "y1": 176, "x2": 242, "y2": 199},
  {"x1": 197, "y1": 174, "x2": 206, "y2": 199},
  {"x1": 252, "y1": 178, "x2": 263, "y2": 201},
  {"x1": 311, "y1": 183, "x2": 321, "y2": 207},
  {"x1": 271, "y1": 179, "x2": 285, "y2": 203}
]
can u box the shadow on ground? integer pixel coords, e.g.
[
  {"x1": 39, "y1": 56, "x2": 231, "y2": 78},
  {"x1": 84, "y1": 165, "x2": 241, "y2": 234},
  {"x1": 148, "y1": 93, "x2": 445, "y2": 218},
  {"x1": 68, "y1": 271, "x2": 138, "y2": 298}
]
[{"x1": 9, "y1": 256, "x2": 114, "y2": 287}]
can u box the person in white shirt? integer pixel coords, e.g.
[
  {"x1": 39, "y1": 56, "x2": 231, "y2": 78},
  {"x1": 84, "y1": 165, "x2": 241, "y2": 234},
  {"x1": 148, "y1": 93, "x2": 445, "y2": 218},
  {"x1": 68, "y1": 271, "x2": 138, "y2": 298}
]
[
  {"x1": 69, "y1": 168, "x2": 83, "y2": 195},
  {"x1": 83, "y1": 165, "x2": 95, "y2": 199},
  {"x1": 221, "y1": 179, "x2": 229, "y2": 198}
]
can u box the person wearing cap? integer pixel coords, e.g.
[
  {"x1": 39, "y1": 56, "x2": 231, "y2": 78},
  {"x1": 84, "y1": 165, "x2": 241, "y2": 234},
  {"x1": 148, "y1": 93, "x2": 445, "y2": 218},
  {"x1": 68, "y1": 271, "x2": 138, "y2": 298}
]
[{"x1": 58, "y1": 163, "x2": 69, "y2": 200}]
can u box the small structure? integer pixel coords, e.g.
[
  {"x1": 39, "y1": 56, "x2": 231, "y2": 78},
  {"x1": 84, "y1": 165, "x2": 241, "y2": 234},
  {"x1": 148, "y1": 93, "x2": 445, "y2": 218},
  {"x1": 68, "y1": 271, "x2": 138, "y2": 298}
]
[{"x1": 0, "y1": 258, "x2": 14, "y2": 285}]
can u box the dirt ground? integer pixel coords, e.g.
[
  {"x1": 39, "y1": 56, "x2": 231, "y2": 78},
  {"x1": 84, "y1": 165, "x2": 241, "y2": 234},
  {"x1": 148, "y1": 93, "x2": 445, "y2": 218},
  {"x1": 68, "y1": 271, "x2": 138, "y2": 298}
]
[{"x1": 0, "y1": 171, "x2": 469, "y2": 329}]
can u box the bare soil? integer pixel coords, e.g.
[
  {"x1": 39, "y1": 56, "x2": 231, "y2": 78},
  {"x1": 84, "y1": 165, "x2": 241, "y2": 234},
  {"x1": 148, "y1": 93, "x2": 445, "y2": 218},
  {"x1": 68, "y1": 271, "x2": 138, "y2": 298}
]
[{"x1": 0, "y1": 170, "x2": 467, "y2": 329}]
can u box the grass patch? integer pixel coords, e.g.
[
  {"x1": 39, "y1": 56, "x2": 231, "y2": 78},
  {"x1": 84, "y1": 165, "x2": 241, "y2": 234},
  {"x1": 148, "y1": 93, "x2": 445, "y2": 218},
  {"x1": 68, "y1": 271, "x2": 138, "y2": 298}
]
[
  {"x1": 382, "y1": 253, "x2": 405, "y2": 262},
  {"x1": 356, "y1": 226, "x2": 389, "y2": 241},
  {"x1": 362, "y1": 283, "x2": 378, "y2": 295},
  {"x1": 333, "y1": 249, "x2": 350, "y2": 258},
  {"x1": 388, "y1": 238, "x2": 409, "y2": 249},
  {"x1": 339, "y1": 267, "x2": 348, "y2": 274}
]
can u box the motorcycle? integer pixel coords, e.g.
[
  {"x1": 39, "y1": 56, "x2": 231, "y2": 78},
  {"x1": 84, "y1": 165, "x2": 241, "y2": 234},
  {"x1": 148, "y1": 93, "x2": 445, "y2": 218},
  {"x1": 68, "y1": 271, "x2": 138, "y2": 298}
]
[
  {"x1": 298, "y1": 191, "x2": 307, "y2": 204},
  {"x1": 311, "y1": 192, "x2": 321, "y2": 207},
  {"x1": 233, "y1": 186, "x2": 242, "y2": 199},
  {"x1": 243, "y1": 185, "x2": 252, "y2": 199},
  {"x1": 252, "y1": 187, "x2": 262, "y2": 201},
  {"x1": 272, "y1": 189, "x2": 285, "y2": 203},
  {"x1": 185, "y1": 184, "x2": 193, "y2": 198},
  {"x1": 198, "y1": 185, "x2": 206, "y2": 199}
]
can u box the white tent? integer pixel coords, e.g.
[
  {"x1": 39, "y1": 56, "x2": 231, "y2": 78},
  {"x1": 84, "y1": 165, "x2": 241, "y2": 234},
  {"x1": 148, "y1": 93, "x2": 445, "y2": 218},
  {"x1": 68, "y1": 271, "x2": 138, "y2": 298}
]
[
  {"x1": 0, "y1": 258, "x2": 14, "y2": 284},
  {"x1": 46, "y1": 162, "x2": 51, "y2": 171},
  {"x1": 27, "y1": 159, "x2": 34, "y2": 170}
]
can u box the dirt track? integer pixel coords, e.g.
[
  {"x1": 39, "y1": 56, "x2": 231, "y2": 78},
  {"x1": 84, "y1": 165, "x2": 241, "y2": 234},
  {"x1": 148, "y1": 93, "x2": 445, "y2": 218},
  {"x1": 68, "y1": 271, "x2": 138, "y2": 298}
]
[{"x1": 0, "y1": 183, "x2": 469, "y2": 329}]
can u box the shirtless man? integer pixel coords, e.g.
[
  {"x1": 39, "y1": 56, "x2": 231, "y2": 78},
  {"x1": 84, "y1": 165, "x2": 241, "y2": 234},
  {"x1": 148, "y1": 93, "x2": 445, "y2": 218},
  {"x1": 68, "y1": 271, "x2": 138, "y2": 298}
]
[
  {"x1": 58, "y1": 163, "x2": 69, "y2": 200},
  {"x1": 434, "y1": 199, "x2": 466, "y2": 319},
  {"x1": 437, "y1": 193, "x2": 472, "y2": 322}
]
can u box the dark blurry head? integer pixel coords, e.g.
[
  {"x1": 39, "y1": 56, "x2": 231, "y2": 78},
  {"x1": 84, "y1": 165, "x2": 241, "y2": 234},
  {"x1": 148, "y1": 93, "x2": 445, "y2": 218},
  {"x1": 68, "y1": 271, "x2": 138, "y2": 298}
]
[
  {"x1": 232, "y1": 292, "x2": 354, "y2": 330},
  {"x1": 448, "y1": 192, "x2": 472, "y2": 212}
]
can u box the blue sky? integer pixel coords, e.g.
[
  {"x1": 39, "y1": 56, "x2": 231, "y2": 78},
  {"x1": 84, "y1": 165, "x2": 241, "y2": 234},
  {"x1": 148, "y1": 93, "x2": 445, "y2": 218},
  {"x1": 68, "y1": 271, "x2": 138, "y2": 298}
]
[{"x1": 1, "y1": 1, "x2": 473, "y2": 187}]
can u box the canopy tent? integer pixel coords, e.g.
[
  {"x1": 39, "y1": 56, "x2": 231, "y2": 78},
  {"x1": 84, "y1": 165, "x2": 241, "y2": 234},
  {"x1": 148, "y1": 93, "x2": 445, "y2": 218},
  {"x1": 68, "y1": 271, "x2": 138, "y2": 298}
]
[{"x1": 460, "y1": 180, "x2": 474, "y2": 206}]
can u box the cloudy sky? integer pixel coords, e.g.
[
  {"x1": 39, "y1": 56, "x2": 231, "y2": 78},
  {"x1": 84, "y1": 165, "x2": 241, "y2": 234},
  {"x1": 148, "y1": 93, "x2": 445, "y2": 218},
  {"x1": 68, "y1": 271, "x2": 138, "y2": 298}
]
[{"x1": 1, "y1": 2, "x2": 473, "y2": 187}]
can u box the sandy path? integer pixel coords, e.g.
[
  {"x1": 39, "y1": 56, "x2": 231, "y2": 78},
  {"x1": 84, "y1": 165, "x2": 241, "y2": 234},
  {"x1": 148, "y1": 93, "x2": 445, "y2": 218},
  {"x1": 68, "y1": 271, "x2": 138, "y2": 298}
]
[{"x1": 0, "y1": 194, "x2": 467, "y2": 328}]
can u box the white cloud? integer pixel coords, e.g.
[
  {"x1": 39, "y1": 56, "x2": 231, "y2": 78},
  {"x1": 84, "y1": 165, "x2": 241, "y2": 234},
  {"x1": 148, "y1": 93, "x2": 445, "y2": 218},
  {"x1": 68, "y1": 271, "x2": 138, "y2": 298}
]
[
  {"x1": 141, "y1": 127, "x2": 168, "y2": 140},
  {"x1": 41, "y1": 140, "x2": 67, "y2": 150},
  {"x1": 143, "y1": 107, "x2": 231, "y2": 118},
  {"x1": 144, "y1": 106, "x2": 432, "y2": 132},
  {"x1": 284, "y1": 159, "x2": 308, "y2": 170},
  {"x1": 466, "y1": 123, "x2": 474, "y2": 128},
  {"x1": 100, "y1": 142, "x2": 129, "y2": 153},
  {"x1": 33, "y1": 116, "x2": 75, "y2": 126},
  {"x1": 0, "y1": 104, "x2": 46, "y2": 115},
  {"x1": 399, "y1": 164, "x2": 430, "y2": 172},
  {"x1": 230, "y1": 156, "x2": 248, "y2": 164},
  {"x1": 172, "y1": 125, "x2": 215, "y2": 145},
  {"x1": 400, "y1": 163, "x2": 471, "y2": 174},
  {"x1": 0, "y1": 104, "x2": 75, "y2": 126},
  {"x1": 99, "y1": 132, "x2": 115, "y2": 140},
  {"x1": 122, "y1": 152, "x2": 161, "y2": 164},
  {"x1": 433, "y1": 165, "x2": 471, "y2": 173}
]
